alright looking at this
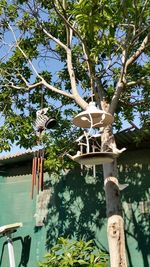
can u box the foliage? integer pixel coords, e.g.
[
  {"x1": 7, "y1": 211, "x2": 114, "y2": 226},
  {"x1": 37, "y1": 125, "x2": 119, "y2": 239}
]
[
  {"x1": 0, "y1": 0, "x2": 149, "y2": 168},
  {"x1": 0, "y1": 1, "x2": 149, "y2": 265},
  {"x1": 38, "y1": 237, "x2": 109, "y2": 267}
]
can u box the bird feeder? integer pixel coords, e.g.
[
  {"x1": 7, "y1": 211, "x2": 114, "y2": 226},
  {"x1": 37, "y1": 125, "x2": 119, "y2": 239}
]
[
  {"x1": 35, "y1": 108, "x2": 57, "y2": 133},
  {"x1": 71, "y1": 152, "x2": 118, "y2": 165},
  {"x1": 67, "y1": 102, "x2": 123, "y2": 168},
  {"x1": 45, "y1": 118, "x2": 57, "y2": 129},
  {"x1": 73, "y1": 102, "x2": 114, "y2": 128},
  {"x1": 67, "y1": 130, "x2": 121, "y2": 166}
]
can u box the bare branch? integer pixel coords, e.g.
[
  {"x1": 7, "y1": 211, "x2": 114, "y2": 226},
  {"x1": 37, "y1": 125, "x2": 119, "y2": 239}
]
[
  {"x1": 125, "y1": 34, "x2": 149, "y2": 68},
  {"x1": 1, "y1": 83, "x2": 26, "y2": 90},
  {"x1": 8, "y1": 24, "x2": 75, "y2": 100},
  {"x1": 94, "y1": 76, "x2": 105, "y2": 107},
  {"x1": 42, "y1": 28, "x2": 68, "y2": 51},
  {"x1": 82, "y1": 39, "x2": 108, "y2": 107},
  {"x1": 82, "y1": 44, "x2": 95, "y2": 92},
  {"x1": 0, "y1": 43, "x2": 16, "y2": 62},
  {"x1": 26, "y1": 1, "x2": 68, "y2": 51},
  {"x1": 120, "y1": 98, "x2": 150, "y2": 107},
  {"x1": 17, "y1": 74, "x2": 36, "y2": 87},
  {"x1": 1, "y1": 79, "x2": 41, "y2": 91},
  {"x1": 66, "y1": 48, "x2": 88, "y2": 109},
  {"x1": 69, "y1": 22, "x2": 76, "y2": 45},
  {"x1": 51, "y1": 0, "x2": 88, "y2": 109},
  {"x1": 8, "y1": 24, "x2": 43, "y2": 79},
  {"x1": 130, "y1": 26, "x2": 150, "y2": 45},
  {"x1": 120, "y1": 48, "x2": 127, "y2": 83},
  {"x1": 126, "y1": 77, "x2": 150, "y2": 87},
  {"x1": 130, "y1": 121, "x2": 139, "y2": 129},
  {"x1": 109, "y1": 82, "x2": 125, "y2": 114},
  {"x1": 109, "y1": 47, "x2": 127, "y2": 115},
  {"x1": 110, "y1": 34, "x2": 149, "y2": 114},
  {"x1": 138, "y1": 0, "x2": 149, "y2": 26},
  {"x1": 18, "y1": 73, "x2": 74, "y2": 98},
  {"x1": 52, "y1": 0, "x2": 84, "y2": 44},
  {"x1": 27, "y1": 81, "x2": 42, "y2": 90},
  {"x1": 3, "y1": 77, "x2": 74, "y2": 98},
  {"x1": 42, "y1": 79, "x2": 74, "y2": 99},
  {"x1": 19, "y1": 76, "x2": 43, "y2": 90}
]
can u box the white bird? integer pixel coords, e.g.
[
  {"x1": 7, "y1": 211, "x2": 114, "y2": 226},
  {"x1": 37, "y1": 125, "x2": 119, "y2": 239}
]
[
  {"x1": 75, "y1": 134, "x2": 85, "y2": 142},
  {"x1": 90, "y1": 133, "x2": 101, "y2": 138},
  {"x1": 113, "y1": 147, "x2": 126, "y2": 154},
  {"x1": 66, "y1": 151, "x2": 81, "y2": 161},
  {"x1": 118, "y1": 183, "x2": 129, "y2": 191}
]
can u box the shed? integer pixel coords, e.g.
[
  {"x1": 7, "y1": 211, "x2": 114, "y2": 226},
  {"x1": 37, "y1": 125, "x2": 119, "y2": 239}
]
[{"x1": 0, "y1": 129, "x2": 150, "y2": 267}]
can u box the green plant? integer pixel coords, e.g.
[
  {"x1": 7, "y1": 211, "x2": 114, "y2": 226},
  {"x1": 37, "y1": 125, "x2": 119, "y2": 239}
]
[{"x1": 38, "y1": 237, "x2": 109, "y2": 267}]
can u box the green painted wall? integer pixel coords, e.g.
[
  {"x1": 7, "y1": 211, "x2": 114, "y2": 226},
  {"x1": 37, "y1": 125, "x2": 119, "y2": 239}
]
[
  {"x1": 0, "y1": 174, "x2": 48, "y2": 266},
  {"x1": 42, "y1": 159, "x2": 150, "y2": 267},
  {"x1": 0, "y1": 149, "x2": 150, "y2": 267},
  {"x1": 119, "y1": 158, "x2": 150, "y2": 267}
]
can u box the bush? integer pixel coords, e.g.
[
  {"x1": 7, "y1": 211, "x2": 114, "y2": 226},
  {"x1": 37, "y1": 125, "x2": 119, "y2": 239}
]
[{"x1": 38, "y1": 237, "x2": 109, "y2": 267}]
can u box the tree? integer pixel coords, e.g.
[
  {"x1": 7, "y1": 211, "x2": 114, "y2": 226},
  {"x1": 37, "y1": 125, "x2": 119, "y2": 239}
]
[{"x1": 0, "y1": 0, "x2": 149, "y2": 266}]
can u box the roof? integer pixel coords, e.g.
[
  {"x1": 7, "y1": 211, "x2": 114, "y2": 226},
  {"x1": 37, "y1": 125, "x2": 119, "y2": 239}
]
[
  {"x1": 0, "y1": 150, "x2": 34, "y2": 166},
  {"x1": 0, "y1": 129, "x2": 149, "y2": 166},
  {"x1": 115, "y1": 128, "x2": 150, "y2": 150}
]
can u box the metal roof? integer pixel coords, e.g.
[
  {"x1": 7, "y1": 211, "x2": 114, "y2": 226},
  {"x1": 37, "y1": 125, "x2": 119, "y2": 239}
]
[
  {"x1": 0, "y1": 150, "x2": 34, "y2": 166},
  {"x1": 115, "y1": 128, "x2": 150, "y2": 150},
  {"x1": 0, "y1": 129, "x2": 149, "y2": 166}
]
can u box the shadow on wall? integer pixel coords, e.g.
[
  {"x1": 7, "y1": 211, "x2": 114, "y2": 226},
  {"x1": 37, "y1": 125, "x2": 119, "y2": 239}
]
[
  {"x1": 43, "y1": 167, "x2": 107, "y2": 249},
  {"x1": 34, "y1": 159, "x2": 150, "y2": 267},
  {"x1": 0, "y1": 235, "x2": 31, "y2": 267},
  {"x1": 119, "y1": 163, "x2": 150, "y2": 267}
]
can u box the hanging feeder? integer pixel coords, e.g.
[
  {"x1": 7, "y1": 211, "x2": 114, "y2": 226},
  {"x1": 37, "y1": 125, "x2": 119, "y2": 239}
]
[
  {"x1": 45, "y1": 118, "x2": 57, "y2": 129},
  {"x1": 71, "y1": 152, "x2": 118, "y2": 165},
  {"x1": 35, "y1": 108, "x2": 57, "y2": 133},
  {"x1": 73, "y1": 102, "x2": 114, "y2": 128}
]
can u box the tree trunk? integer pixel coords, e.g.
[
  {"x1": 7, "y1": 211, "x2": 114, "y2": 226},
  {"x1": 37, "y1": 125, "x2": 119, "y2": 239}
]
[{"x1": 102, "y1": 126, "x2": 128, "y2": 267}]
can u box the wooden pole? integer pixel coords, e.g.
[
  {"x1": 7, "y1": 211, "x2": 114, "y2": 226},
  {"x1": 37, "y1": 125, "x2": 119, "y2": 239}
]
[{"x1": 31, "y1": 157, "x2": 35, "y2": 199}]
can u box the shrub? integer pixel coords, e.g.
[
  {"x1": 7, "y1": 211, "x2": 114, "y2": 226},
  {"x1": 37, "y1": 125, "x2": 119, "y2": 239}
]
[{"x1": 38, "y1": 237, "x2": 109, "y2": 267}]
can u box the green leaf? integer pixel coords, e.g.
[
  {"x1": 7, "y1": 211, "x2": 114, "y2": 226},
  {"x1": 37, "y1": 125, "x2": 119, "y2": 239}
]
[{"x1": 39, "y1": 238, "x2": 108, "y2": 267}]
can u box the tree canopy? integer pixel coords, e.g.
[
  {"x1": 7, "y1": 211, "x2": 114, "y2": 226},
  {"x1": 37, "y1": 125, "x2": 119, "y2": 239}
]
[{"x1": 0, "y1": 0, "x2": 149, "y2": 171}]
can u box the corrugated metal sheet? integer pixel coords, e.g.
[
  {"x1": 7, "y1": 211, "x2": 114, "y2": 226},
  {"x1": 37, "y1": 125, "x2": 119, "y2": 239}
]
[
  {"x1": 0, "y1": 129, "x2": 149, "y2": 166},
  {"x1": 115, "y1": 129, "x2": 150, "y2": 149},
  {"x1": 0, "y1": 150, "x2": 34, "y2": 166}
]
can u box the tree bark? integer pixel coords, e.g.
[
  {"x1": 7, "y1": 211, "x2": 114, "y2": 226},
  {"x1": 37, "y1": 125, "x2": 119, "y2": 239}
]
[{"x1": 102, "y1": 127, "x2": 128, "y2": 267}]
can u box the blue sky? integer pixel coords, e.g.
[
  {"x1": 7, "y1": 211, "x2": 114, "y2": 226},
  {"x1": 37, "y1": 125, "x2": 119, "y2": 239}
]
[{"x1": 0, "y1": 5, "x2": 144, "y2": 156}]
